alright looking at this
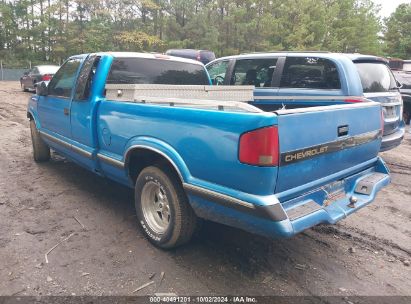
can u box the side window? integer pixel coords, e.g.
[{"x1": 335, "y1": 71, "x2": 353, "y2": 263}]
[
  {"x1": 231, "y1": 58, "x2": 278, "y2": 87},
  {"x1": 74, "y1": 55, "x2": 100, "y2": 100},
  {"x1": 48, "y1": 58, "x2": 81, "y2": 98},
  {"x1": 280, "y1": 57, "x2": 341, "y2": 90},
  {"x1": 206, "y1": 61, "x2": 229, "y2": 85},
  {"x1": 33, "y1": 68, "x2": 39, "y2": 74}
]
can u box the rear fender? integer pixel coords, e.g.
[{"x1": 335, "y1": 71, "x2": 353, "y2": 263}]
[{"x1": 123, "y1": 136, "x2": 191, "y2": 183}]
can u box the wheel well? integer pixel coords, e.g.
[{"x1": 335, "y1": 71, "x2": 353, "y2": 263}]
[
  {"x1": 27, "y1": 112, "x2": 33, "y2": 120},
  {"x1": 126, "y1": 148, "x2": 182, "y2": 184}
]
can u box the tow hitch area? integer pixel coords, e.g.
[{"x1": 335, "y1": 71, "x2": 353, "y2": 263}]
[
  {"x1": 354, "y1": 173, "x2": 387, "y2": 195},
  {"x1": 281, "y1": 158, "x2": 391, "y2": 235}
]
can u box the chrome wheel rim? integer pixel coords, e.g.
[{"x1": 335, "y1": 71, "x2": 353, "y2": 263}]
[{"x1": 141, "y1": 181, "x2": 171, "y2": 234}]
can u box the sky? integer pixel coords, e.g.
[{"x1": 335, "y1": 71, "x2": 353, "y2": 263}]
[{"x1": 372, "y1": 0, "x2": 411, "y2": 18}]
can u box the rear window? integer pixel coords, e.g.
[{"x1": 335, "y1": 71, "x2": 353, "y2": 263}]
[
  {"x1": 355, "y1": 62, "x2": 397, "y2": 93},
  {"x1": 107, "y1": 58, "x2": 209, "y2": 85},
  {"x1": 280, "y1": 57, "x2": 341, "y2": 90},
  {"x1": 38, "y1": 65, "x2": 60, "y2": 74},
  {"x1": 394, "y1": 72, "x2": 411, "y2": 89}
]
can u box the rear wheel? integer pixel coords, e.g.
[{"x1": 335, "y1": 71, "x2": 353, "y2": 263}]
[
  {"x1": 135, "y1": 165, "x2": 198, "y2": 249},
  {"x1": 21, "y1": 82, "x2": 28, "y2": 92},
  {"x1": 30, "y1": 120, "x2": 50, "y2": 162}
]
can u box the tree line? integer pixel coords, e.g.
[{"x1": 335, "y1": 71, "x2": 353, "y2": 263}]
[{"x1": 0, "y1": 0, "x2": 410, "y2": 66}]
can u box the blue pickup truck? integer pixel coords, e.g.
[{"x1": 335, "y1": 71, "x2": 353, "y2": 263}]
[
  {"x1": 28, "y1": 52, "x2": 390, "y2": 248},
  {"x1": 206, "y1": 52, "x2": 405, "y2": 151}
]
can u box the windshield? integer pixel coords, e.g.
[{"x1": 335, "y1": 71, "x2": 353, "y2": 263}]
[
  {"x1": 355, "y1": 62, "x2": 397, "y2": 93},
  {"x1": 107, "y1": 58, "x2": 210, "y2": 85}
]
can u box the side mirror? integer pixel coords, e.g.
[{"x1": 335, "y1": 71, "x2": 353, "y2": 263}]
[
  {"x1": 36, "y1": 81, "x2": 48, "y2": 96},
  {"x1": 396, "y1": 80, "x2": 403, "y2": 89}
]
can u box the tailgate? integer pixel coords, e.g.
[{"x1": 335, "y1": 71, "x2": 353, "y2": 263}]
[{"x1": 275, "y1": 102, "x2": 382, "y2": 194}]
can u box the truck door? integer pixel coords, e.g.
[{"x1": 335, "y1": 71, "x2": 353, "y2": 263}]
[
  {"x1": 38, "y1": 58, "x2": 82, "y2": 139},
  {"x1": 69, "y1": 55, "x2": 101, "y2": 169}
]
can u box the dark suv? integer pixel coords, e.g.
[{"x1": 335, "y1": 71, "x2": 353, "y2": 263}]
[
  {"x1": 393, "y1": 70, "x2": 411, "y2": 125},
  {"x1": 206, "y1": 52, "x2": 404, "y2": 151},
  {"x1": 165, "y1": 49, "x2": 216, "y2": 64}
]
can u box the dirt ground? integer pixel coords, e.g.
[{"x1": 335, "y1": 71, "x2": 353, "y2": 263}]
[{"x1": 0, "y1": 81, "x2": 410, "y2": 297}]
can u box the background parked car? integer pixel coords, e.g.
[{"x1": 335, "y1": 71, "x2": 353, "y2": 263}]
[
  {"x1": 20, "y1": 65, "x2": 60, "y2": 92},
  {"x1": 165, "y1": 49, "x2": 216, "y2": 64},
  {"x1": 392, "y1": 70, "x2": 411, "y2": 125},
  {"x1": 206, "y1": 52, "x2": 405, "y2": 151},
  {"x1": 388, "y1": 58, "x2": 411, "y2": 125}
]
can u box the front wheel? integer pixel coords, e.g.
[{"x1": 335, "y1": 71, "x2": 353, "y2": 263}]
[
  {"x1": 135, "y1": 165, "x2": 198, "y2": 249},
  {"x1": 30, "y1": 120, "x2": 50, "y2": 162}
]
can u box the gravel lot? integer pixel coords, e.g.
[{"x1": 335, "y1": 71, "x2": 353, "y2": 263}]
[{"x1": 0, "y1": 81, "x2": 410, "y2": 296}]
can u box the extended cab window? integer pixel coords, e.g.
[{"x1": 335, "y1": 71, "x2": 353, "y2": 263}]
[
  {"x1": 280, "y1": 57, "x2": 341, "y2": 90},
  {"x1": 74, "y1": 55, "x2": 100, "y2": 100},
  {"x1": 107, "y1": 58, "x2": 209, "y2": 85},
  {"x1": 48, "y1": 59, "x2": 81, "y2": 98},
  {"x1": 232, "y1": 58, "x2": 278, "y2": 87},
  {"x1": 207, "y1": 60, "x2": 229, "y2": 85},
  {"x1": 355, "y1": 62, "x2": 397, "y2": 93}
]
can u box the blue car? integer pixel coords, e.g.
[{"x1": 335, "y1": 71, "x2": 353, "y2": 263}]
[{"x1": 206, "y1": 52, "x2": 405, "y2": 151}]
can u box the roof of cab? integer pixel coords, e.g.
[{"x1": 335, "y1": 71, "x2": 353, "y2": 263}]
[
  {"x1": 342, "y1": 53, "x2": 388, "y2": 63},
  {"x1": 208, "y1": 52, "x2": 388, "y2": 64},
  {"x1": 71, "y1": 52, "x2": 204, "y2": 66}
]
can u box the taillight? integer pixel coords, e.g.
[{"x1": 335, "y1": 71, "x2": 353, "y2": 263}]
[
  {"x1": 398, "y1": 94, "x2": 404, "y2": 121},
  {"x1": 239, "y1": 126, "x2": 279, "y2": 166},
  {"x1": 42, "y1": 74, "x2": 52, "y2": 81},
  {"x1": 344, "y1": 98, "x2": 363, "y2": 103}
]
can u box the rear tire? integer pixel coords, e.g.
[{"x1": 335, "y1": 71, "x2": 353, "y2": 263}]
[
  {"x1": 135, "y1": 165, "x2": 198, "y2": 249},
  {"x1": 21, "y1": 82, "x2": 28, "y2": 92},
  {"x1": 30, "y1": 120, "x2": 50, "y2": 162}
]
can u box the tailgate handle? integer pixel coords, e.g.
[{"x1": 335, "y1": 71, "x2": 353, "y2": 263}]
[{"x1": 338, "y1": 125, "x2": 349, "y2": 137}]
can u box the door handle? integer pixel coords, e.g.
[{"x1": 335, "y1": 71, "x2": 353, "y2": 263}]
[
  {"x1": 64, "y1": 108, "x2": 70, "y2": 116},
  {"x1": 338, "y1": 125, "x2": 349, "y2": 137}
]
